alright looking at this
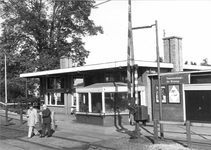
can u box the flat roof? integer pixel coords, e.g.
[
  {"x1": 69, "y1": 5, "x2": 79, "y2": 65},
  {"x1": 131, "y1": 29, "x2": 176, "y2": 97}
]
[
  {"x1": 148, "y1": 69, "x2": 211, "y2": 77},
  {"x1": 20, "y1": 60, "x2": 173, "y2": 78},
  {"x1": 76, "y1": 82, "x2": 145, "y2": 93},
  {"x1": 183, "y1": 64, "x2": 211, "y2": 70}
]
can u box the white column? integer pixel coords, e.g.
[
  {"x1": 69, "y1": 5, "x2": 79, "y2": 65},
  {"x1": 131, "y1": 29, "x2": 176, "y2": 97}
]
[
  {"x1": 55, "y1": 93, "x2": 58, "y2": 105},
  {"x1": 68, "y1": 93, "x2": 73, "y2": 114},
  {"x1": 88, "y1": 93, "x2": 92, "y2": 113},
  {"x1": 64, "y1": 93, "x2": 68, "y2": 114},
  {"x1": 102, "y1": 92, "x2": 105, "y2": 113},
  {"x1": 83, "y1": 95, "x2": 86, "y2": 104},
  {"x1": 182, "y1": 84, "x2": 186, "y2": 121},
  {"x1": 70, "y1": 94, "x2": 74, "y2": 106},
  {"x1": 45, "y1": 94, "x2": 48, "y2": 105},
  {"x1": 76, "y1": 93, "x2": 79, "y2": 112},
  {"x1": 141, "y1": 91, "x2": 146, "y2": 106},
  {"x1": 49, "y1": 94, "x2": 52, "y2": 105}
]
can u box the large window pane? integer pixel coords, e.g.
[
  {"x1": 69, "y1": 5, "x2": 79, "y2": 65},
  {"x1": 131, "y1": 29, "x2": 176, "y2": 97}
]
[
  {"x1": 105, "y1": 92, "x2": 128, "y2": 113},
  {"x1": 47, "y1": 78, "x2": 54, "y2": 89},
  {"x1": 56, "y1": 77, "x2": 64, "y2": 89},
  {"x1": 56, "y1": 93, "x2": 64, "y2": 105},
  {"x1": 105, "y1": 93, "x2": 114, "y2": 113},
  {"x1": 79, "y1": 93, "x2": 89, "y2": 112},
  {"x1": 47, "y1": 93, "x2": 64, "y2": 105},
  {"x1": 91, "y1": 93, "x2": 102, "y2": 113},
  {"x1": 116, "y1": 92, "x2": 128, "y2": 113},
  {"x1": 47, "y1": 77, "x2": 64, "y2": 89}
]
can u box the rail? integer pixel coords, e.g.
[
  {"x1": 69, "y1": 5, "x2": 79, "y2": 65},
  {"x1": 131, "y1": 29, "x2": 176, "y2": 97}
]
[
  {"x1": 0, "y1": 102, "x2": 7, "y2": 107},
  {"x1": 154, "y1": 120, "x2": 191, "y2": 148}
]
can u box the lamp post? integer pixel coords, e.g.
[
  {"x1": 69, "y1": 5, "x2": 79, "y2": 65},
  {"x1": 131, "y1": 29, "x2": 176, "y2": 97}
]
[{"x1": 132, "y1": 20, "x2": 163, "y2": 138}]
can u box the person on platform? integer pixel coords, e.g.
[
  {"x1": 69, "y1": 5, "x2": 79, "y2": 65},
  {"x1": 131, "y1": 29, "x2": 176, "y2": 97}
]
[
  {"x1": 26, "y1": 105, "x2": 40, "y2": 139},
  {"x1": 39, "y1": 104, "x2": 51, "y2": 138}
]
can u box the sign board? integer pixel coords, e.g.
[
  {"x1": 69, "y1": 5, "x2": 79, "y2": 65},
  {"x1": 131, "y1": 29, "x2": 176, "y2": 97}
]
[
  {"x1": 169, "y1": 85, "x2": 180, "y2": 103},
  {"x1": 161, "y1": 74, "x2": 190, "y2": 84}
]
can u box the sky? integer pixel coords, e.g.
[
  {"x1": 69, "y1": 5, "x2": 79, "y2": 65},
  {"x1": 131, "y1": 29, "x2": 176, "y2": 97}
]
[
  {"x1": 84, "y1": 0, "x2": 211, "y2": 65},
  {"x1": 0, "y1": 0, "x2": 211, "y2": 66}
]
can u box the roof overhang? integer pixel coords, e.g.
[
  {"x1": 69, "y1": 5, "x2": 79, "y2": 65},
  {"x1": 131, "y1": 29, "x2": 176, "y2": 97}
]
[
  {"x1": 20, "y1": 60, "x2": 173, "y2": 78},
  {"x1": 183, "y1": 64, "x2": 211, "y2": 70},
  {"x1": 148, "y1": 69, "x2": 211, "y2": 77},
  {"x1": 76, "y1": 82, "x2": 145, "y2": 93}
]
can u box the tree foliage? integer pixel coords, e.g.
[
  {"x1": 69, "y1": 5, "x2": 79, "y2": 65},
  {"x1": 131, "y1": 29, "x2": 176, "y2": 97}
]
[
  {"x1": 184, "y1": 60, "x2": 197, "y2": 65},
  {"x1": 201, "y1": 58, "x2": 211, "y2": 66},
  {"x1": 0, "y1": 0, "x2": 103, "y2": 101},
  {"x1": 0, "y1": 0, "x2": 103, "y2": 72}
]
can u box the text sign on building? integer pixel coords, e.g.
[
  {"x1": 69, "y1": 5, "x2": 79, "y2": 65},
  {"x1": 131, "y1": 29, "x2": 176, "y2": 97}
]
[{"x1": 161, "y1": 74, "x2": 190, "y2": 84}]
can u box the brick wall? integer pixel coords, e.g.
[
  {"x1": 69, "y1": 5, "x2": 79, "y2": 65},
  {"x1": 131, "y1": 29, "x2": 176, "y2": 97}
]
[
  {"x1": 151, "y1": 79, "x2": 184, "y2": 121},
  {"x1": 163, "y1": 36, "x2": 183, "y2": 72},
  {"x1": 153, "y1": 103, "x2": 183, "y2": 121}
]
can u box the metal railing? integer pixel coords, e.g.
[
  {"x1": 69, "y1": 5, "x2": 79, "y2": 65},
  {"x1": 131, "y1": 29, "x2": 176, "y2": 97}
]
[{"x1": 154, "y1": 120, "x2": 191, "y2": 148}]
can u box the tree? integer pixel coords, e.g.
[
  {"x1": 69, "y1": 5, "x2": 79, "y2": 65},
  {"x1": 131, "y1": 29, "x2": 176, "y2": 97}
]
[
  {"x1": 190, "y1": 61, "x2": 197, "y2": 65},
  {"x1": 0, "y1": 0, "x2": 103, "y2": 72},
  {"x1": 0, "y1": 0, "x2": 103, "y2": 101},
  {"x1": 201, "y1": 58, "x2": 211, "y2": 66},
  {"x1": 184, "y1": 60, "x2": 196, "y2": 65}
]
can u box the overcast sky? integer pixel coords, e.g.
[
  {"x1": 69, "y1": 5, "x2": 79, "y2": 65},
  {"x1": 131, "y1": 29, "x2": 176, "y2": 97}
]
[{"x1": 84, "y1": 0, "x2": 211, "y2": 65}]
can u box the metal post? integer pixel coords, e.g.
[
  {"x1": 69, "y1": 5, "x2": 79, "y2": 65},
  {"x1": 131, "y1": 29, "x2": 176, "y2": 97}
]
[
  {"x1": 20, "y1": 106, "x2": 23, "y2": 125},
  {"x1": 154, "y1": 119, "x2": 158, "y2": 140},
  {"x1": 127, "y1": 0, "x2": 133, "y2": 100},
  {"x1": 134, "y1": 64, "x2": 140, "y2": 138},
  {"x1": 155, "y1": 20, "x2": 163, "y2": 139},
  {"x1": 186, "y1": 121, "x2": 191, "y2": 148},
  {"x1": 5, "y1": 105, "x2": 8, "y2": 126},
  {"x1": 134, "y1": 65, "x2": 139, "y2": 104},
  {"x1": 4, "y1": 54, "x2": 8, "y2": 126},
  {"x1": 5, "y1": 54, "x2": 7, "y2": 104}
]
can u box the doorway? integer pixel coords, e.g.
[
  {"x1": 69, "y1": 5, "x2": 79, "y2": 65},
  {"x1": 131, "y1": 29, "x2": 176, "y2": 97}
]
[{"x1": 185, "y1": 90, "x2": 211, "y2": 122}]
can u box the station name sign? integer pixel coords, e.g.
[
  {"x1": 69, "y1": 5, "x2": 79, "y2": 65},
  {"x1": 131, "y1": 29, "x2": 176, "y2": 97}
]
[{"x1": 161, "y1": 74, "x2": 190, "y2": 84}]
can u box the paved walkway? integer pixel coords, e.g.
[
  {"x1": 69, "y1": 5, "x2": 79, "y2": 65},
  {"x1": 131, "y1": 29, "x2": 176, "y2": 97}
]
[{"x1": 1, "y1": 109, "x2": 211, "y2": 150}]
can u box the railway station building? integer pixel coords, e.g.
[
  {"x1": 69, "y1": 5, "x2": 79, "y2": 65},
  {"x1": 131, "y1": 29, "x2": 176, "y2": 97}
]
[{"x1": 20, "y1": 36, "x2": 211, "y2": 126}]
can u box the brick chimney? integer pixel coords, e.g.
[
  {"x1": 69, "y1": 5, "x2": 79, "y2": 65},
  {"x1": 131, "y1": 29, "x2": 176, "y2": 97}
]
[
  {"x1": 60, "y1": 56, "x2": 72, "y2": 69},
  {"x1": 163, "y1": 36, "x2": 183, "y2": 72}
]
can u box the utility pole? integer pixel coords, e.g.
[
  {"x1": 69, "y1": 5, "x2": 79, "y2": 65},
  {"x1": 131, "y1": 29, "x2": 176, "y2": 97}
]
[
  {"x1": 127, "y1": 0, "x2": 140, "y2": 138},
  {"x1": 155, "y1": 20, "x2": 163, "y2": 138},
  {"x1": 132, "y1": 20, "x2": 163, "y2": 138}
]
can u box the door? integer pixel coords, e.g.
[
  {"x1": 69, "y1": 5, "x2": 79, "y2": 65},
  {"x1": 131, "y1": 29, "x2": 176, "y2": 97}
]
[{"x1": 185, "y1": 90, "x2": 211, "y2": 122}]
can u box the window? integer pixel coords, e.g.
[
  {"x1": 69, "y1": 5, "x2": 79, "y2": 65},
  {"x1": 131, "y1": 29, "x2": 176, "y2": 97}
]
[
  {"x1": 191, "y1": 75, "x2": 211, "y2": 84},
  {"x1": 47, "y1": 77, "x2": 64, "y2": 89},
  {"x1": 105, "y1": 72, "x2": 114, "y2": 82},
  {"x1": 47, "y1": 78, "x2": 54, "y2": 89},
  {"x1": 56, "y1": 77, "x2": 64, "y2": 89},
  {"x1": 91, "y1": 93, "x2": 102, "y2": 113},
  {"x1": 105, "y1": 72, "x2": 120, "y2": 82},
  {"x1": 105, "y1": 92, "x2": 128, "y2": 113},
  {"x1": 79, "y1": 93, "x2": 89, "y2": 112},
  {"x1": 155, "y1": 85, "x2": 167, "y2": 103},
  {"x1": 168, "y1": 85, "x2": 180, "y2": 104},
  {"x1": 47, "y1": 93, "x2": 64, "y2": 105},
  {"x1": 120, "y1": 72, "x2": 127, "y2": 82}
]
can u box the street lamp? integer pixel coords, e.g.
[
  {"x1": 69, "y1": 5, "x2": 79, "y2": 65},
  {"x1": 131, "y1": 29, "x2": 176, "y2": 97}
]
[{"x1": 132, "y1": 20, "x2": 163, "y2": 138}]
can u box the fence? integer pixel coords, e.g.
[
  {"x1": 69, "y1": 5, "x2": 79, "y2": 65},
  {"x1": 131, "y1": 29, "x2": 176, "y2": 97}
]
[
  {"x1": 154, "y1": 120, "x2": 191, "y2": 148},
  {"x1": 1, "y1": 104, "x2": 56, "y2": 131}
]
